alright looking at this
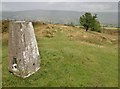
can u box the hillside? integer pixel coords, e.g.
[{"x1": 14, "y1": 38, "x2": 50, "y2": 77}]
[
  {"x1": 2, "y1": 10, "x2": 118, "y2": 26},
  {"x1": 2, "y1": 22, "x2": 118, "y2": 87}
]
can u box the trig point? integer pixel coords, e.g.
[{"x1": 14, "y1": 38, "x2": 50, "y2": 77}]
[{"x1": 8, "y1": 21, "x2": 40, "y2": 78}]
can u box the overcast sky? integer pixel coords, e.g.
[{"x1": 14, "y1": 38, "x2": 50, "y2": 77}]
[
  {"x1": 1, "y1": 0, "x2": 120, "y2": 2},
  {"x1": 1, "y1": 1, "x2": 119, "y2": 12}
]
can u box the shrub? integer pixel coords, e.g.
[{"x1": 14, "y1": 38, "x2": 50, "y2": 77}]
[{"x1": 80, "y1": 12, "x2": 101, "y2": 32}]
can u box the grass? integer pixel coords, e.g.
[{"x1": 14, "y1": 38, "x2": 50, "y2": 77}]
[
  {"x1": 0, "y1": 64, "x2": 1, "y2": 88},
  {"x1": 0, "y1": 39, "x2": 1, "y2": 88},
  {"x1": 2, "y1": 24, "x2": 118, "y2": 87}
]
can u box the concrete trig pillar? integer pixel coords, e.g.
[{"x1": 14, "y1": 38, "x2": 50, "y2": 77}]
[{"x1": 8, "y1": 21, "x2": 40, "y2": 78}]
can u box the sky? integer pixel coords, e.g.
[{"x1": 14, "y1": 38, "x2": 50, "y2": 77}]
[
  {"x1": 1, "y1": 0, "x2": 120, "y2": 2},
  {"x1": 1, "y1": 0, "x2": 119, "y2": 12}
]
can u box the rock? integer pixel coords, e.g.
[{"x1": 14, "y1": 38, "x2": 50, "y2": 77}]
[{"x1": 8, "y1": 21, "x2": 40, "y2": 78}]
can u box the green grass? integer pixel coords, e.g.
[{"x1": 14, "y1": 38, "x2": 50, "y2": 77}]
[
  {"x1": 2, "y1": 26, "x2": 118, "y2": 87},
  {"x1": 0, "y1": 64, "x2": 1, "y2": 88}
]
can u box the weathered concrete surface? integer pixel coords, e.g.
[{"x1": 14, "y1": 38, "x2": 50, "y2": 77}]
[{"x1": 8, "y1": 21, "x2": 40, "y2": 78}]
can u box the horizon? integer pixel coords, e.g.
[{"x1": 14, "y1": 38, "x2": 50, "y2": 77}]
[
  {"x1": 2, "y1": 8, "x2": 119, "y2": 13},
  {"x1": 1, "y1": 2, "x2": 118, "y2": 26}
]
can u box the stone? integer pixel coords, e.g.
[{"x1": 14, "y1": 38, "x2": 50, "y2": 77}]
[{"x1": 8, "y1": 21, "x2": 40, "y2": 78}]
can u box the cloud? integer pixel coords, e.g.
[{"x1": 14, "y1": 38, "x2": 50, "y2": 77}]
[
  {"x1": 2, "y1": 2, "x2": 118, "y2": 12},
  {"x1": 2, "y1": 0, "x2": 120, "y2": 2},
  {"x1": 0, "y1": 3, "x2": 2, "y2": 12},
  {"x1": 78, "y1": 2, "x2": 118, "y2": 12}
]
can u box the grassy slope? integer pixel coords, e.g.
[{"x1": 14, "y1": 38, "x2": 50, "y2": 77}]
[
  {"x1": 2, "y1": 24, "x2": 118, "y2": 87},
  {"x1": 0, "y1": 41, "x2": 1, "y2": 88}
]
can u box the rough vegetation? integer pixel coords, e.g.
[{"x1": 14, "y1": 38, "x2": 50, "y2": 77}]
[
  {"x1": 2, "y1": 20, "x2": 9, "y2": 33},
  {"x1": 2, "y1": 21, "x2": 118, "y2": 87}
]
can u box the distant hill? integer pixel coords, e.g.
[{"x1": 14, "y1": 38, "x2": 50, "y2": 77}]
[{"x1": 2, "y1": 10, "x2": 118, "y2": 27}]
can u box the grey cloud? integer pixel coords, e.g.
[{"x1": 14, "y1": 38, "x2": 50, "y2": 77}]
[
  {"x1": 2, "y1": 2, "x2": 118, "y2": 12},
  {"x1": 2, "y1": 0, "x2": 120, "y2": 2}
]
